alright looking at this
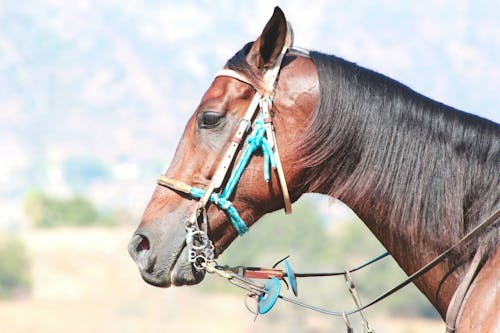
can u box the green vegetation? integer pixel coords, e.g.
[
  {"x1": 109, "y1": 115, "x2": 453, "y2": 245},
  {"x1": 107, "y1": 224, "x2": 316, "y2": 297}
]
[
  {"x1": 24, "y1": 191, "x2": 117, "y2": 228},
  {"x1": 0, "y1": 235, "x2": 31, "y2": 299},
  {"x1": 199, "y1": 196, "x2": 439, "y2": 319}
]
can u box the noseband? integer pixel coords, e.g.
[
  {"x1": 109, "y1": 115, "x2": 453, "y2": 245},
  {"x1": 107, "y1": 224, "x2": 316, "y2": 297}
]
[{"x1": 157, "y1": 45, "x2": 309, "y2": 268}]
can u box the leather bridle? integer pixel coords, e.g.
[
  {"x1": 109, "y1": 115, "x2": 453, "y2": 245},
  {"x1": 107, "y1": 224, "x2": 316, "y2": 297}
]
[{"x1": 157, "y1": 41, "x2": 310, "y2": 268}]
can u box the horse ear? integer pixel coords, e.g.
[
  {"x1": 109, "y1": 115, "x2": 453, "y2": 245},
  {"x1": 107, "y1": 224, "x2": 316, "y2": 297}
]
[{"x1": 246, "y1": 6, "x2": 294, "y2": 70}]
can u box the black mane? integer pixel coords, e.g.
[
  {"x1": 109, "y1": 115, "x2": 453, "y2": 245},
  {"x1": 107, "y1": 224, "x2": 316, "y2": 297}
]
[
  {"x1": 227, "y1": 46, "x2": 499, "y2": 255},
  {"x1": 301, "y1": 51, "x2": 499, "y2": 254}
]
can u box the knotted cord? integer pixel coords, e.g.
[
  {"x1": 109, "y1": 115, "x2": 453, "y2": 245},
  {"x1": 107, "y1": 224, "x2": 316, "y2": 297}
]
[{"x1": 189, "y1": 112, "x2": 277, "y2": 235}]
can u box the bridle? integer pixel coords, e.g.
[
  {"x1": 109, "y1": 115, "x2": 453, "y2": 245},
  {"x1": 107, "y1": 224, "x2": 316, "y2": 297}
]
[
  {"x1": 155, "y1": 38, "x2": 500, "y2": 331},
  {"x1": 157, "y1": 39, "x2": 305, "y2": 268}
]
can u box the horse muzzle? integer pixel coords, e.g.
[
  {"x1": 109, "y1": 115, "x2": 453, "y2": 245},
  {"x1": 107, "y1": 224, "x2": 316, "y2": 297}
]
[{"x1": 127, "y1": 225, "x2": 205, "y2": 287}]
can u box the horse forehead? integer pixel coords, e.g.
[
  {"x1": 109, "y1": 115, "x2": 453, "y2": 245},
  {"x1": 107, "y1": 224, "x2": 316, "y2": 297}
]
[
  {"x1": 201, "y1": 76, "x2": 252, "y2": 104},
  {"x1": 201, "y1": 82, "x2": 225, "y2": 102}
]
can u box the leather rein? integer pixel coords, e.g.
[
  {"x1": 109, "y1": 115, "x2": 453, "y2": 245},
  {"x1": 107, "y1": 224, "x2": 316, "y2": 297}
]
[
  {"x1": 155, "y1": 41, "x2": 500, "y2": 330},
  {"x1": 203, "y1": 209, "x2": 498, "y2": 328}
]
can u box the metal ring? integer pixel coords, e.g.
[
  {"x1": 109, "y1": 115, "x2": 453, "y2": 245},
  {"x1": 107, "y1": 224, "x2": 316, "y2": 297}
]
[
  {"x1": 202, "y1": 246, "x2": 215, "y2": 261},
  {"x1": 193, "y1": 255, "x2": 208, "y2": 271}
]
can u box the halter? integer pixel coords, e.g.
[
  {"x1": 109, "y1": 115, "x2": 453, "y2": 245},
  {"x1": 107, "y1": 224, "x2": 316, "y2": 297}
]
[{"x1": 157, "y1": 43, "x2": 308, "y2": 268}]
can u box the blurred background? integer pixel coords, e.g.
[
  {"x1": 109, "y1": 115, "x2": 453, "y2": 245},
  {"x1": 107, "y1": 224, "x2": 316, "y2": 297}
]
[{"x1": 0, "y1": 1, "x2": 498, "y2": 332}]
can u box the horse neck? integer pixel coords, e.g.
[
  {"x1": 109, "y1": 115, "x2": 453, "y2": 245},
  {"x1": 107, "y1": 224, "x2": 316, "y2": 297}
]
[{"x1": 300, "y1": 51, "x2": 499, "y2": 316}]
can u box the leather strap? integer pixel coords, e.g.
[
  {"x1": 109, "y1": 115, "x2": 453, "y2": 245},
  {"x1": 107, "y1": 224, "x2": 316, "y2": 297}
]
[
  {"x1": 215, "y1": 63, "x2": 293, "y2": 214},
  {"x1": 445, "y1": 246, "x2": 484, "y2": 332},
  {"x1": 272, "y1": 134, "x2": 292, "y2": 213},
  {"x1": 214, "y1": 69, "x2": 254, "y2": 86},
  {"x1": 200, "y1": 91, "x2": 262, "y2": 197},
  {"x1": 209, "y1": 44, "x2": 308, "y2": 215},
  {"x1": 157, "y1": 176, "x2": 192, "y2": 194},
  {"x1": 259, "y1": 97, "x2": 292, "y2": 214},
  {"x1": 263, "y1": 209, "x2": 500, "y2": 319}
]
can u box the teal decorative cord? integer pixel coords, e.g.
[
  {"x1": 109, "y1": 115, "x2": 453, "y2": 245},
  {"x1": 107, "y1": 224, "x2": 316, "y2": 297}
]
[{"x1": 190, "y1": 113, "x2": 276, "y2": 235}]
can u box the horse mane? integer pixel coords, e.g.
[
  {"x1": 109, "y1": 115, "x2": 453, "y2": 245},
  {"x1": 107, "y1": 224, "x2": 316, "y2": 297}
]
[
  {"x1": 226, "y1": 46, "x2": 499, "y2": 255},
  {"x1": 301, "y1": 51, "x2": 499, "y2": 254}
]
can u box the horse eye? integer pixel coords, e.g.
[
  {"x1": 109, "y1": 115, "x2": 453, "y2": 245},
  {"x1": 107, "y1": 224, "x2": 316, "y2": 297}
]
[{"x1": 198, "y1": 111, "x2": 223, "y2": 129}]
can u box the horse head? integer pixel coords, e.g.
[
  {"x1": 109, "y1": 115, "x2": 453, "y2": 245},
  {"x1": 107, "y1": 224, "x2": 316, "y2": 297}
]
[{"x1": 128, "y1": 7, "x2": 318, "y2": 287}]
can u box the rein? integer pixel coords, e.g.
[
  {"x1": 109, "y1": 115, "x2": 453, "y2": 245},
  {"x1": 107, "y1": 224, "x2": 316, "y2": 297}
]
[{"x1": 203, "y1": 209, "x2": 499, "y2": 329}]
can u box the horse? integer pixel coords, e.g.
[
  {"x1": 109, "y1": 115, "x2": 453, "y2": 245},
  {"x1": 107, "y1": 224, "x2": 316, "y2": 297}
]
[{"x1": 128, "y1": 7, "x2": 499, "y2": 332}]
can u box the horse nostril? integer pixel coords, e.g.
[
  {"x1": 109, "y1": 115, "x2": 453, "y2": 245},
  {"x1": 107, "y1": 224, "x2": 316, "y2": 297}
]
[
  {"x1": 128, "y1": 234, "x2": 151, "y2": 261},
  {"x1": 128, "y1": 234, "x2": 154, "y2": 271},
  {"x1": 137, "y1": 235, "x2": 150, "y2": 252}
]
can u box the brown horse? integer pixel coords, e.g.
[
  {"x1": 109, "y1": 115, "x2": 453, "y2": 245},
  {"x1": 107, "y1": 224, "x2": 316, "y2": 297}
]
[{"x1": 129, "y1": 7, "x2": 499, "y2": 331}]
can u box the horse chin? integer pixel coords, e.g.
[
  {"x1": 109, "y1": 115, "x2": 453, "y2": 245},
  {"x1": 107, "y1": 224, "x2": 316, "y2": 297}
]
[
  {"x1": 170, "y1": 246, "x2": 206, "y2": 286},
  {"x1": 137, "y1": 245, "x2": 205, "y2": 288}
]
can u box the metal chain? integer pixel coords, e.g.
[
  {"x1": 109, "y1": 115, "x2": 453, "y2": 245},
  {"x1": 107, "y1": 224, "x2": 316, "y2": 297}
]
[{"x1": 184, "y1": 206, "x2": 215, "y2": 270}]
